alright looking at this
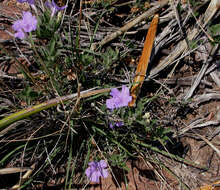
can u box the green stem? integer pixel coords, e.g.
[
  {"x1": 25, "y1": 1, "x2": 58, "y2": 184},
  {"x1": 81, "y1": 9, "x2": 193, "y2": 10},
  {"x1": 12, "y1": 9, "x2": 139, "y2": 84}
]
[
  {"x1": 29, "y1": 33, "x2": 57, "y2": 91},
  {"x1": 0, "y1": 88, "x2": 110, "y2": 131},
  {"x1": 134, "y1": 140, "x2": 208, "y2": 170},
  {"x1": 29, "y1": 33, "x2": 50, "y2": 76}
]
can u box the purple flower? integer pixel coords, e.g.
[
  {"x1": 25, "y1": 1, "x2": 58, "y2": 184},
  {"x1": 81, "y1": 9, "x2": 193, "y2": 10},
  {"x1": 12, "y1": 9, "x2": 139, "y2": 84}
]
[
  {"x1": 85, "y1": 160, "x2": 109, "y2": 183},
  {"x1": 106, "y1": 85, "x2": 132, "y2": 110},
  {"x1": 17, "y1": 0, "x2": 35, "y2": 4},
  {"x1": 110, "y1": 121, "x2": 123, "y2": 129},
  {"x1": 45, "y1": 0, "x2": 67, "y2": 17},
  {"x1": 12, "y1": 11, "x2": 37, "y2": 39}
]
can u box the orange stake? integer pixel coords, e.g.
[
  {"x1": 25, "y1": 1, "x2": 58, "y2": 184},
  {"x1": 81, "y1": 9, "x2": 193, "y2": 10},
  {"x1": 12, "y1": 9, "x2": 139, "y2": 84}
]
[{"x1": 129, "y1": 14, "x2": 159, "y2": 107}]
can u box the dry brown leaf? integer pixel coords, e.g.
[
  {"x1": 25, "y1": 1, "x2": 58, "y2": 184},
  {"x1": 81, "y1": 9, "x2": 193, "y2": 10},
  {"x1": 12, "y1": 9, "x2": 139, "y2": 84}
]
[{"x1": 129, "y1": 14, "x2": 159, "y2": 107}]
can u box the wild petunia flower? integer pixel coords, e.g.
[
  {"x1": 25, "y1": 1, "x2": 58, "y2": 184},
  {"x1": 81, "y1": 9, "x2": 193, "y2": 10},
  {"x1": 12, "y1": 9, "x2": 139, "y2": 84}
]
[
  {"x1": 109, "y1": 121, "x2": 123, "y2": 129},
  {"x1": 12, "y1": 11, "x2": 37, "y2": 39},
  {"x1": 45, "y1": 0, "x2": 67, "y2": 17},
  {"x1": 17, "y1": 0, "x2": 35, "y2": 4},
  {"x1": 106, "y1": 85, "x2": 132, "y2": 110},
  {"x1": 85, "y1": 160, "x2": 109, "y2": 183}
]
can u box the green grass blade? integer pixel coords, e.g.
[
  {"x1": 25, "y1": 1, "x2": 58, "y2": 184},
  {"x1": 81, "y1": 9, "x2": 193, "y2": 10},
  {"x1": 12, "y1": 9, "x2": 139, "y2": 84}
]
[{"x1": 0, "y1": 88, "x2": 110, "y2": 130}]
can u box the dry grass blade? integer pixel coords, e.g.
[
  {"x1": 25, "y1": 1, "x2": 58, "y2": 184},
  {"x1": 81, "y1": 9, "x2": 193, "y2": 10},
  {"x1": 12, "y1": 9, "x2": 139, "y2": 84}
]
[
  {"x1": 196, "y1": 133, "x2": 220, "y2": 158},
  {"x1": 173, "y1": 120, "x2": 220, "y2": 137},
  {"x1": 183, "y1": 59, "x2": 210, "y2": 100},
  {"x1": 0, "y1": 167, "x2": 31, "y2": 175},
  {"x1": 183, "y1": 44, "x2": 219, "y2": 100},
  {"x1": 191, "y1": 93, "x2": 220, "y2": 107},
  {"x1": 11, "y1": 164, "x2": 35, "y2": 190},
  {"x1": 204, "y1": 0, "x2": 220, "y2": 25},
  {"x1": 129, "y1": 14, "x2": 159, "y2": 107},
  {"x1": 210, "y1": 70, "x2": 220, "y2": 88}
]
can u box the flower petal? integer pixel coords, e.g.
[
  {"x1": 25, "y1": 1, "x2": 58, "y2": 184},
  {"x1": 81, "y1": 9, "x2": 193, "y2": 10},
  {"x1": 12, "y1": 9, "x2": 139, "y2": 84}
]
[
  {"x1": 12, "y1": 20, "x2": 24, "y2": 31},
  {"x1": 85, "y1": 167, "x2": 92, "y2": 177},
  {"x1": 106, "y1": 86, "x2": 132, "y2": 110},
  {"x1": 115, "y1": 121, "x2": 123, "y2": 127},
  {"x1": 110, "y1": 88, "x2": 120, "y2": 98},
  {"x1": 14, "y1": 30, "x2": 25, "y2": 39},
  {"x1": 22, "y1": 12, "x2": 37, "y2": 32},
  {"x1": 17, "y1": 0, "x2": 27, "y2": 3},
  {"x1": 101, "y1": 168, "x2": 108, "y2": 178},
  {"x1": 28, "y1": 0, "x2": 35, "y2": 4},
  {"x1": 106, "y1": 98, "x2": 116, "y2": 110},
  {"x1": 109, "y1": 123, "x2": 114, "y2": 129},
  {"x1": 85, "y1": 160, "x2": 108, "y2": 183},
  {"x1": 99, "y1": 160, "x2": 107, "y2": 168},
  {"x1": 90, "y1": 171, "x2": 100, "y2": 183},
  {"x1": 17, "y1": 0, "x2": 35, "y2": 4}
]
